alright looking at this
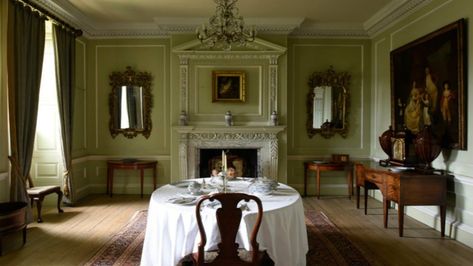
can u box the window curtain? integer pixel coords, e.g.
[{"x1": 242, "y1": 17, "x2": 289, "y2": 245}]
[
  {"x1": 7, "y1": 0, "x2": 45, "y2": 222},
  {"x1": 52, "y1": 24, "x2": 76, "y2": 204}
]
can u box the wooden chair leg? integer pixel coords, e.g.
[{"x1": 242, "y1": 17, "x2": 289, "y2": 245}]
[
  {"x1": 356, "y1": 186, "x2": 360, "y2": 209},
  {"x1": 36, "y1": 198, "x2": 44, "y2": 223},
  {"x1": 22, "y1": 227, "x2": 27, "y2": 245},
  {"x1": 56, "y1": 190, "x2": 64, "y2": 213}
]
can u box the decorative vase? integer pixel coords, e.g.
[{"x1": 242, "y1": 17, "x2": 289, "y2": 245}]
[
  {"x1": 225, "y1": 111, "x2": 233, "y2": 126},
  {"x1": 179, "y1": 110, "x2": 188, "y2": 126},
  {"x1": 379, "y1": 126, "x2": 394, "y2": 160},
  {"x1": 270, "y1": 111, "x2": 278, "y2": 126},
  {"x1": 414, "y1": 125, "x2": 441, "y2": 169}
]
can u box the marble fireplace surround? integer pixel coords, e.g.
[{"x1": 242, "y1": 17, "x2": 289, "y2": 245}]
[{"x1": 175, "y1": 126, "x2": 285, "y2": 180}]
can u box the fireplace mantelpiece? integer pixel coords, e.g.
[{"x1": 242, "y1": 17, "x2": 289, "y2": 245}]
[{"x1": 175, "y1": 126, "x2": 285, "y2": 180}]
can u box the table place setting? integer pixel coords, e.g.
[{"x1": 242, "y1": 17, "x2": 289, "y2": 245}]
[
  {"x1": 165, "y1": 177, "x2": 281, "y2": 206},
  {"x1": 166, "y1": 181, "x2": 211, "y2": 205}
]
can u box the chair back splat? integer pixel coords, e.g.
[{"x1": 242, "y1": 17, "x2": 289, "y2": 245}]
[{"x1": 193, "y1": 192, "x2": 267, "y2": 266}]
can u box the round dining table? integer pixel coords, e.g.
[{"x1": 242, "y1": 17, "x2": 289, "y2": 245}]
[{"x1": 140, "y1": 178, "x2": 308, "y2": 266}]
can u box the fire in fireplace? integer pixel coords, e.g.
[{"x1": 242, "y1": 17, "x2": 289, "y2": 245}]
[{"x1": 199, "y1": 149, "x2": 257, "y2": 178}]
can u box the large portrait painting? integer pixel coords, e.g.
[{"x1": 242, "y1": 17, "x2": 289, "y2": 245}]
[
  {"x1": 212, "y1": 71, "x2": 246, "y2": 102},
  {"x1": 390, "y1": 19, "x2": 466, "y2": 150}
]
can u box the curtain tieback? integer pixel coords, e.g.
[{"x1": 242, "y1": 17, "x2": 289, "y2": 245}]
[
  {"x1": 8, "y1": 155, "x2": 23, "y2": 179},
  {"x1": 63, "y1": 170, "x2": 70, "y2": 197}
]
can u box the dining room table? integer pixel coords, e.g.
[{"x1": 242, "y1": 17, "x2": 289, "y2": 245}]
[{"x1": 140, "y1": 177, "x2": 308, "y2": 266}]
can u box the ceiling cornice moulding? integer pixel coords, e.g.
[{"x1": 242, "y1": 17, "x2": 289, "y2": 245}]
[
  {"x1": 33, "y1": 0, "x2": 93, "y2": 32},
  {"x1": 32, "y1": 0, "x2": 433, "y2": 39},
  {"x1": 290, "y1": 29, "x2": 369, "y2": 39},
  {"x1": 364, "y1": 0, "x2": 433, "y2": 37}
]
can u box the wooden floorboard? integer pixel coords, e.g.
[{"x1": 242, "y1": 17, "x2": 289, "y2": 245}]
[
  {"x1": 306, "y1": 196, "x2": 473, "y2": 266},
  {"x1": 0, "y1": 194, "x2": 472, "y2": 265}
]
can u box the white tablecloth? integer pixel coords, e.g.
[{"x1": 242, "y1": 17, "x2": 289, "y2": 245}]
[{"x1": 140, "y1": 179, "x2": 308, "y2": 266}]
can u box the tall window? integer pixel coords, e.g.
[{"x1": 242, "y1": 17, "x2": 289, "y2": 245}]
[{"x1": 32, "y1": 21, "x2": 63, "y2": 184}]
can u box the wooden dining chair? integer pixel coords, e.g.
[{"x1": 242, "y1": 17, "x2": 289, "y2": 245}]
[
  {"x1": 26, "y1": 176, "x2": 64, "y2": 223},
  {"x1": 179, "y1": 193, "x2": 274, "y2": 266}
]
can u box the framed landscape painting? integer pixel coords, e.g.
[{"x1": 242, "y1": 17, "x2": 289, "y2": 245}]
[
  {"x1": 390, "y1": 19, "x2": 467, "y2": 150},
  {"x1": 212, "y1": 71, "x2": 246, "y2": 102}
]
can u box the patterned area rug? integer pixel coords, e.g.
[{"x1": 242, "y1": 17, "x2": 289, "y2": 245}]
[
  {"x1": 305, "y1": 210, "x2": 371, "y2": 266},
  {"x1": 85, "y1": 210, "x2": 371, "y2": 266},
  {"x1": 84, "y1": 210, "x2": 146, "y2": 266}
]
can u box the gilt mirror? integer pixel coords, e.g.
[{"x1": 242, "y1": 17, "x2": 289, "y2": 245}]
[
  {"x1": 109, "y1": 66, "x2": 152, "y2": 138},
  {"x1": 307, "y1": 66, "x2": 350, "y2": 138}
]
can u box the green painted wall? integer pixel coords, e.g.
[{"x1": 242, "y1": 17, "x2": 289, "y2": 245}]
[
  {"x1": 287, "y1": 38, "x2": 372, "y2": 194},
  {"x1": 70, "y1": 38, "x2": 172, "y2": 198},
  {"x1": 371, "y1": 0, "x2": 473, "y2": 247},
  {"x1": 87, "y1": 39, "x2": 170, "y2": 156}
]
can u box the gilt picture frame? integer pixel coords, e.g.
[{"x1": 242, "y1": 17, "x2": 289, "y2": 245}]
[
  {"x1": 390, "y1": 19, "x2": 467, "y2": 150},
  {"x1": 212, "y1": 71, "x2": 246, "y2": 102}
]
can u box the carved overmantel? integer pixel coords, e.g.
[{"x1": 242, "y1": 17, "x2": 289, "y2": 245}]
[
  {"x1": 175, "y1": 126, "x2": 285, "y2": 180},
  {"x1": 172, "y1": 38, "x2": 287, "y2": 115}
]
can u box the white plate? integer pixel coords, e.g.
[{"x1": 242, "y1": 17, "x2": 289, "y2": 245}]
[{"x1": 167, "y1": 196, "x2": 198, "y2": 205}]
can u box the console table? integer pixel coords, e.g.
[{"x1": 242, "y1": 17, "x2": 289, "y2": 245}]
[
  {"x1": 355, "y1": 162, "x2": 448, "y2": 237},
  {"x1": 304, "y1": 161, "x2": 354, "y2": 199},
  {"x1": 107, "y1": 160, "x2": 157, "y2": 198}
]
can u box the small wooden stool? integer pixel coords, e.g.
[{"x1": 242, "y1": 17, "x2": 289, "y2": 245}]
[{"x1": 27, "y1": 186, "x2": 64, "y2": 223}]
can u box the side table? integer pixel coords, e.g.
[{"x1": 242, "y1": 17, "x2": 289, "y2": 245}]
[
  {"x1": 107, "y1": 160, "x2": 157, "y2": 198},
  {"x1": 304, "y1": 161, "x2": 354, "y2": 199},
  {"x1": 355, "y1": 162, "x2": 448, "y2": 237}
]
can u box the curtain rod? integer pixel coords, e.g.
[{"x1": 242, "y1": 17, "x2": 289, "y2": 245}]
[{"x1": 19, "y1": 0, "x2": 83, "y2": 37}]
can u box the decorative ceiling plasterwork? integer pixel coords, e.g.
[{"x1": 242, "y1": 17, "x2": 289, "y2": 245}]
[{"x1": 32, "y1": 0, "x2": 432, "y2": 39}]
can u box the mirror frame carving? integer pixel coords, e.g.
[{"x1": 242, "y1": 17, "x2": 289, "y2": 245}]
[
  {"x1": 109, "y1": 66, "x2": 153, "y2": 139},
  {"x1": 306, "y1": 66, "x2": 351, "y2": 138}
]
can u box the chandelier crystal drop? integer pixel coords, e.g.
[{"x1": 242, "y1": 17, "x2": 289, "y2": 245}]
[{"x1": 196, "y1": 0, "x2": 256, "y2": 50}]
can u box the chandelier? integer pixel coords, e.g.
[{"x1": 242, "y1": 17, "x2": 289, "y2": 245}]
[{"x1": 196, "y1": 0, "x2": 256, "y2": 50}]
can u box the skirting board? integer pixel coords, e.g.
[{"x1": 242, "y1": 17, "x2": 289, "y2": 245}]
[{"x1": 406, "y1": 206, "x2": 473, "y2": 248}]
